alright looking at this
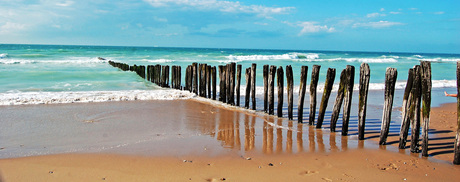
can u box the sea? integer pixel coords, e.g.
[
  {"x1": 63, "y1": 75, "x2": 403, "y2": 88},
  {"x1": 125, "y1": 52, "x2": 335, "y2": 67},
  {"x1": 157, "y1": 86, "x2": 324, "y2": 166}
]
[{"x1": 1, "y1": 44, "x2": 459, "y2": 106}]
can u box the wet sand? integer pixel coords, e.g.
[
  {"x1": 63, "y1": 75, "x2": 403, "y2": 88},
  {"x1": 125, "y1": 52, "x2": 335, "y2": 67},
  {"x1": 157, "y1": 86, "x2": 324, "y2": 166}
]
[{"x1": 1, "y1": 99, "x2": 460, "y2": 181}]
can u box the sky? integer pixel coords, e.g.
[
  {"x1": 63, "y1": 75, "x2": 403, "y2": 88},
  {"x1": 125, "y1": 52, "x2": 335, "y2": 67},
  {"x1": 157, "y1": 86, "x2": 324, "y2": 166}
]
[{"x1": 0, "y1": 0, "x2": 459, "y2": 53}]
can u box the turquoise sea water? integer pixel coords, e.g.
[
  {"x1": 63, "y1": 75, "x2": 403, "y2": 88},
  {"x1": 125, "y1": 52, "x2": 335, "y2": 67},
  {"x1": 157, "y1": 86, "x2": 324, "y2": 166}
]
[{"x1": 1, "y1": 44, "x2": 459, "y2": 105}]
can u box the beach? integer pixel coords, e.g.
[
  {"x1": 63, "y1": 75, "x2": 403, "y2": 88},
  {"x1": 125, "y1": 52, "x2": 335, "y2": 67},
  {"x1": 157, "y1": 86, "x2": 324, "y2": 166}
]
[{"x1": 1, "y1": 98, "x2": 460, "y2": 181}]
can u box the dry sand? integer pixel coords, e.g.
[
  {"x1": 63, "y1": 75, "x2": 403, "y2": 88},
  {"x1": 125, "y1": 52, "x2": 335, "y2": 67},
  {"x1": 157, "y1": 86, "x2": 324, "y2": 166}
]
[{"x1": 1, "y1": 100, "x2": 460, "y2": 181}]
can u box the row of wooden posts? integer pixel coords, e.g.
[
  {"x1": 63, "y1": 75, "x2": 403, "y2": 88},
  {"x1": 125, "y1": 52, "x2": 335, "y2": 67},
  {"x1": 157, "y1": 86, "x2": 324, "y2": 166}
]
[{"x1": 108, "y1": 60, "x2": 460, "y2": 164}]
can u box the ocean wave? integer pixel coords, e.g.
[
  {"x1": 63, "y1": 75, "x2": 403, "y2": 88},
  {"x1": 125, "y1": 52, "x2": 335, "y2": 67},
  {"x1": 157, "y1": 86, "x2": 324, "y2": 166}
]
[
  {"x1": 224, "y1": 53, "x2": 320, "y2": 62},
  {"x1": 343, "y1": 57, "x2": 398, "y2": 63},
  {"x1": 145, "y1": 59, "x2": 174, "y2": 63},
  {"x1": 0, "y1": 57, "x2": 107, "y2": 64},
  {"x1": 0, "y1": 53, "x2": 8, "y2": 59},
  {"x1": 0, "y1": 90, "x2": 196, "y2": 105},
  {"x1": 419, "y1": 58, "x2": 460, "y2": 62}
]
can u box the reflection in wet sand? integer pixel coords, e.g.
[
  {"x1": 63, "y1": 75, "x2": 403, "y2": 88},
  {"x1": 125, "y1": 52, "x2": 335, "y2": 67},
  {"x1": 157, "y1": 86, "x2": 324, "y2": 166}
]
[{"x1": 205, "y1": 106, "x2": 358, "y2": 155}]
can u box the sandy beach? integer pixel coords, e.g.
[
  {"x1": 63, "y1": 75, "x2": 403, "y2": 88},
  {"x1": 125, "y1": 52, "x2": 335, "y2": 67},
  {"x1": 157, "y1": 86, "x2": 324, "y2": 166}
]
[{"x1": 1, "y1": 99, "x2": 460, "y2": 181}]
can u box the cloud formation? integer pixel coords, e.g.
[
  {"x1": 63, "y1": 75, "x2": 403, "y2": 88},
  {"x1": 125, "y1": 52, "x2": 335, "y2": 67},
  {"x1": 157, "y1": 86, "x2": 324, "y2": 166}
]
[
  {"x1": 353, "y1": 21, "x2": 404, "y2": 28},
  {"x1": 297, "y1": 21, "x2": 335, "y2": 35},
  {"x1": 143, "y1": 0, "x2": 294, "y2": 17}
]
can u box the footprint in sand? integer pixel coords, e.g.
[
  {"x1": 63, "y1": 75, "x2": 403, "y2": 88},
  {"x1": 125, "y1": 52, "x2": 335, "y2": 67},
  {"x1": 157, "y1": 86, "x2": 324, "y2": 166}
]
[{"x1": 301, "y1": 170, "x2": 319, "y2": 176}]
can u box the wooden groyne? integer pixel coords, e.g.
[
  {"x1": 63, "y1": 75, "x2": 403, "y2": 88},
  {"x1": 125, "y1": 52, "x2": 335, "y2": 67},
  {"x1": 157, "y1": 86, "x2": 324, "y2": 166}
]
[{"x1": 107, "y1": 60, "x2": 460, "y2": 163}]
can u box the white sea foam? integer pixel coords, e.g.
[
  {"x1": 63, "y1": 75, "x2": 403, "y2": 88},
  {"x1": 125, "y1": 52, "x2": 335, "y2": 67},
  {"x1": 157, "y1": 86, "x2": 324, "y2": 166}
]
[
  {"x1": 145, "y1": 59, "x2": 174, "y2": 63},
  {"x1": 344, "y1": 57, "x2": 398, "y2": 63},
  {"x1": 224, "y1": 53, "x2": 320, "y2": 62},
  {"x1": 0, "y1": 53, "x2": 8, "y2": 59},
  {"x1": 0, "y1": 57, "x2": 107, "y2": 64},
  {"x1": 0, "y1": 89, "x2": 196, "y2": 105},
  {"x1": 420, "y1": 58, "x2": 460, "y2": 62}
]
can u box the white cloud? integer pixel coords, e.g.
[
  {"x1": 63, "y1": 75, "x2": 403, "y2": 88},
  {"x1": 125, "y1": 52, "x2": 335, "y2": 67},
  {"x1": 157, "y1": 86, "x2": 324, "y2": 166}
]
[
  {"x1": 434, "y1": 11, "x2": 445, "y2": 15},
  {"x1": 56, "y1": 1, "x2": 74, "y2": 7},
  {"x1": 389, "y1": 12, "x2": 402, "y2": 15},
  {"x1": 0, "y1": 22, "x2": 26, "y2": 34},
  {"x1": 153, "y1": 16, "x2": 168, "y2": 22},
  {"x1": 353, "y1": 21, "x2": 404, "y2": 29},
  {"x1": 143, "y1": 0, "x2": 294, "y2": 18},
  {"x1": 297, "y1": 21, "x2": 335, "y2": 35},
  {"x1": 380, "y1": 8, "x2": 385, "y2": 12},
  {"x1": 367, "y1": 12, "x2": 386, "y2": 18}
]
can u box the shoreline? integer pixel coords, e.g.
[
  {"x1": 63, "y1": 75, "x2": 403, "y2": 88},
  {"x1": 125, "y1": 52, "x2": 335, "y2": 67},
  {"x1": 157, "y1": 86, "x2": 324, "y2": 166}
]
[{"x1": 0, "y1": 98, "x2": 459, "y2": 181}]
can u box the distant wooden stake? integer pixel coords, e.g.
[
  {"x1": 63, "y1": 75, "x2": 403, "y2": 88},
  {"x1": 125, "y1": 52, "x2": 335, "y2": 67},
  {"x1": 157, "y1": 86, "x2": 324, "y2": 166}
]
[
  {"x1": 251, "y1": 64, "x2": 257, "y2": 110},
  {"x1": 399, "y1": 68, "x2": 415, "y2": 149},
  {"x1": 236, "y1": 64, "x2": 242, "y2": 106},
  {"x1": 316, "y1": 68, "x2": 336, "y2": 128},
  {"x1": 330, "y1": 69, "x2": 347, "y2": 132},
  {"x1": 358, "y1": 63, "x2": 370, "y2": 140},
  {"x1": 286, "y1": 65, "x2": 294, "y2": 120},
  {"x1": 342, "y1": 65, "x2": 355, "y2": 136},
  {"x1": 277, "y1": 66, "x2": 284, "y2": 117},
  {"x1": 454, "y1": 61, "x2": 460, "y2": 165},
  {"x1": 212, "y1": 66, "x2": 217, "y2": 100},
  {"x1": 410, "y1": 66, "x2": 422, "y2": 152},
  {"x1": 309, "y1": 65, "x2": 321, "y2": 125},
  {"x1": 420, "y1": 61, "x2": 431, "y2": 157},
  {"x1": 192, "y1": 63, "x2": 198, "y2": 94},
  {"x1": 379, "y1": 67, "x2": 398, "y2": 145},
  {"x1": 207, "y1": 65, "x2": 211, "y2": 98},
  {"x1": 268, "y1": 65, "x2": 276, "y2": 115},
  {"x1": 298, "y1": 66, "x2": 308, "y2": 123},
  {"x1": 219, "y1": 65, "x2": 226, "y2": 102},
  {"x1": 263, "y1": 65, "x2": 269, "y2": 113},
  {"x1": 245, "y1": 68, "x2": 252, "y2": 109}
]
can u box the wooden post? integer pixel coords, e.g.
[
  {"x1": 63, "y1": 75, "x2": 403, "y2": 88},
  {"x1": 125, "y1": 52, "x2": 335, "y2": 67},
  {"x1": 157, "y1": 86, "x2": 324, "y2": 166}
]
[
  {"x1": 185, "y1": 65, "x2": 191, "y2": 91},
  {"x1": 399, "y1": 68, "x2": 415, "y2": 149},
  {"x1": 277, "y1": 66, "x2": 284, "y2": 117},
  {"x1": 165, "y1": 65, "x2": 170, "y2": 88},
  {"x1": 192, "y1": 63, "x2": 198, "y2": 94},
  {"x1": 330, "y1": 69, "x2": 347, "y2": 131},
  {"x1": 245, "y1": 68, "x2": 251, "y2": 109},
  {"x1": 342, "y1": 65, "x2": 355, "y2": 136},
  {"x1": 379, "y1": 67, "x2": 398, "y2": 145},
  {"x1": 161, "y1": 65, "x2": 166, "y2": 87},
  {"x1": 454, "y1": 61, "x2": 460, "y2": 165},
  {"x1": 219, "y1": 65, "x2": 227, "y2": 102},
  {"x1": 200, "y1": 64, "x2": 207, "y2": 97},
  {"x1": 309, "y1": 65, "x2": 321, "y2": 125},
  {"x1": 251, "y1": 64, "x2": 257, "y2": 110},
  {"x1": 177, "y1": 66, "x2": 182, "y2": 90},
  {"x1": 298, "y1": 66, "x2": 308, "y2": 123},
  {"x1": 286, "y1": 65, "x2": 294, "y2": 120},
  {"x1": 207, "y1": 65, "x2": 211, "y2": 98},
  {"x1": 229, "y1": 63, "x2": 236, "y2": 105},
  {"x1": 358, "y1": 63, "x2": 370, "y2": 140},
  {"x1": 171, "y1": 66, "x2": 176, "y2": 89},
  {"x1": 236, "y1": 64, "x2": 242, "y2": 106},
  {"x1": 316, "y1": 68, "x2": 336, "y2": 128},
  {"x1": 410, "y1": 66, "x2": 422, "y2": 152},
  {"x1": 212, "y1": 66, "x2": 217, "y2": 100},
  {"x1": 263, "y1": 65, "x2": 269, "y2": 113},
  {"x1": 268, "y1": 65, "x2": 276, "y2": 115},
  {"x1": 156, "y1": 64, "x2": 161, "y2": 85},
  {"x1": 420, "y1": 61, "x2": 431, "y2": 157}
]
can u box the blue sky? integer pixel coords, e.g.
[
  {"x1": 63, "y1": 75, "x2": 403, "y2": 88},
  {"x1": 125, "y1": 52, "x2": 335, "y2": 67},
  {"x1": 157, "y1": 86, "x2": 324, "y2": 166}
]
[{"x1": 1, "y1": 0, "x2": 459, "y2": 53}]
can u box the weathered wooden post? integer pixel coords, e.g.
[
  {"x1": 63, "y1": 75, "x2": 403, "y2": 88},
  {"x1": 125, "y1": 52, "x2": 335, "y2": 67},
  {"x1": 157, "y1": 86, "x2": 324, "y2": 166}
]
[
  {"x1": 316, "y1": 68, "x2": 336, "y2": 128},
  {"x1": 207, "y1": 65, "x2": 211, "y2": 98},
  {"x1": 454, "y1": 61, "x2": 460, "y2": 165},
  {"x1": 245, "y1": 68, "x2": 252, "y2": 109},
  {"x1": 160, "y1": 65, "x2": 166, "y2": 87},
  {"x1": 277, "y1": 66, "x2": 284, "y2": 117},
  {"x1": 212, "y1": 66, "x2": 217, "y2": 100},
  {"x1": 330, "y1": 69, "x2": 347, "y2": 131},
  {"x1": 236, "y1": 64, "x2": 242, "y2": 106},
  {"x1": 192, "y1": 63, "x2": 198, "y2": 94},
  {"x1": 251, "y1": 64, "x2": 257, "y2": 110},
  {"x1": 420, "y1": 61, "x2": 431, "y2": 157},
  {"x1": 185, "y1": 65, "x2": 191, "y2": 91},
  {"x1": 379, "y1": 67, "x2": 398, "y2": 145},
  {"x1": 358, "y1": 63, "x2": 370, "y2": 140},
  {"x1": 298, "y1": 66, "x2": 308, "y2": 123},
  {"x1": 156, "y1": 64, "x2": 161, "y2": 85},
  {"x1": 342, "y1": 65, "x2": 355, "y2": 136},
  {"x1": 410, "y1": 66, "x2": 422, "y2": 152},
  {"x1": 201, "y1": 64, "x2": 208, "y2": 97},
  {"x1": 268, "y1": 65, "x2": 276, "y2": 115},
  {"x1": 263, "y1": 65, "x2": 269, "y2": 113},
  {"x1": 229, "y1": 63, "x2": 236, "y2": 105},
  {"x1": 309, "y1": 65, "x2": 321, "y2": 125},
  {"x1": 286, "y1": 65, "x2": 294, "y2": 120},
  {"x1": 399, "y1": 68, "x2": 415, "y2": 149},
  {"x1": 219, "y1": 65, "x2": 227, "y2": 102}
]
